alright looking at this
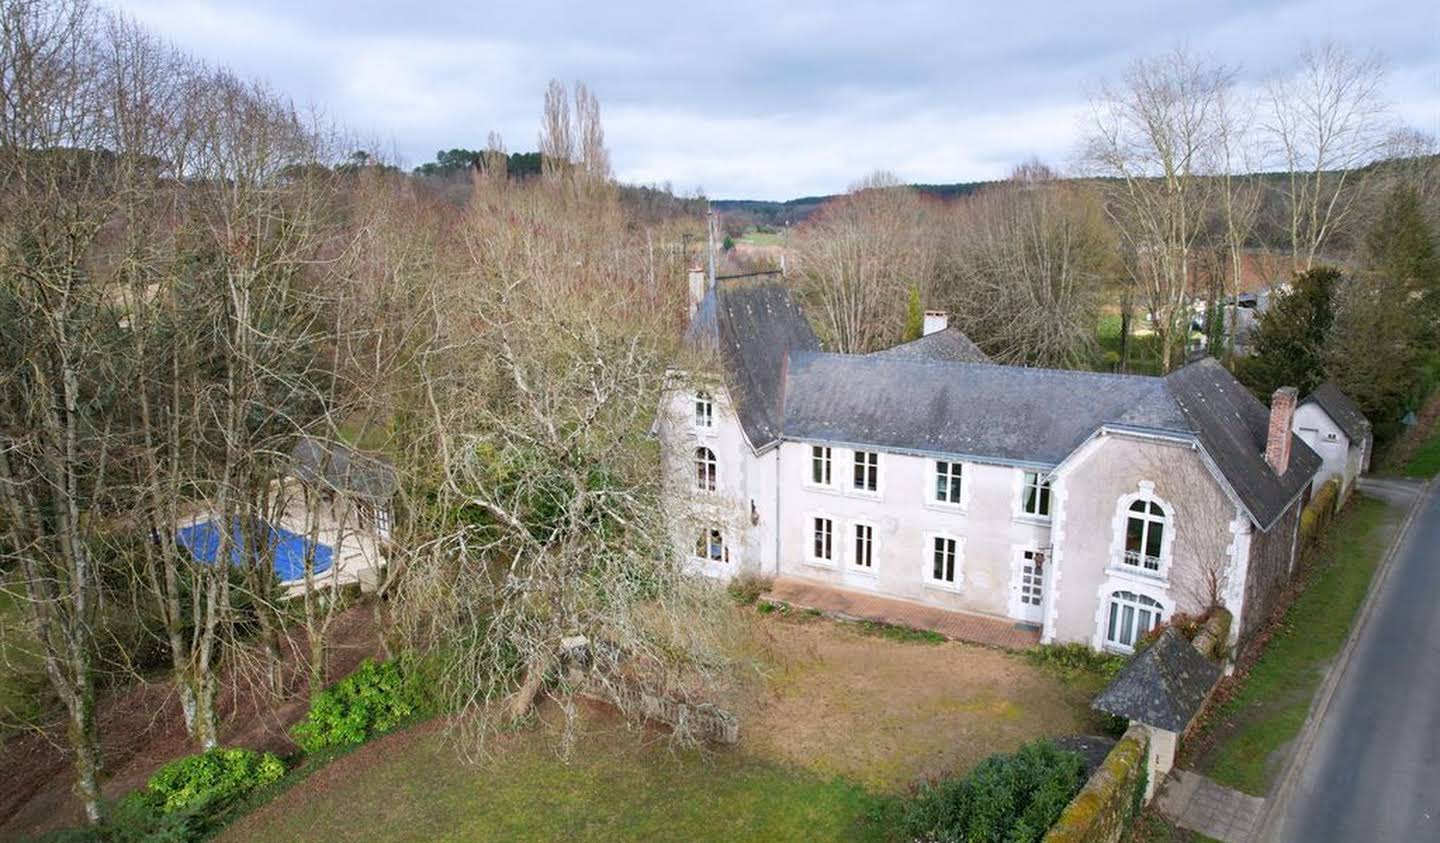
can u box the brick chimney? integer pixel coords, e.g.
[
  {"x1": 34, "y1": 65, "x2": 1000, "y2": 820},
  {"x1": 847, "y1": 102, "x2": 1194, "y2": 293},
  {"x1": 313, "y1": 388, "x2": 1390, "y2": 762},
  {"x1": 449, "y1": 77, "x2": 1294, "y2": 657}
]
[
  {"x1": 923, "y1": 310, "x2": 949, "y2": 336},
  {"x1": 1265, "y1": 386, "x2": 1298, "y2": 475}
]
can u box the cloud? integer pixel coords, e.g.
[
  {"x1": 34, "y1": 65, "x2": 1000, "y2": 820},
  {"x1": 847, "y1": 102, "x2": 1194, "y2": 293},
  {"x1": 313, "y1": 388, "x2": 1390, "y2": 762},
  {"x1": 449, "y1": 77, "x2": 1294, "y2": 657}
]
[{"x1": 115, "y1": 0, "x2": 1438, "y2": 200}]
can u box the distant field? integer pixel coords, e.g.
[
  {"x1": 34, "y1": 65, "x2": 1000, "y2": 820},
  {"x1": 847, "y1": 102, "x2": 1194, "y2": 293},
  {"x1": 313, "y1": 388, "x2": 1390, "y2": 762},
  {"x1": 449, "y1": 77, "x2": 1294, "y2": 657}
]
[{"x1": 738, "y1": 230, "x2": 783, "y2": 247}]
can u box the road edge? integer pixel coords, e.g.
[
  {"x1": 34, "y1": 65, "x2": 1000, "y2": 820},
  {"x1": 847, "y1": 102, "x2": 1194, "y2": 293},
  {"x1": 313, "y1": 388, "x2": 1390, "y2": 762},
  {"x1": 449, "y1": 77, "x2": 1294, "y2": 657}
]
[{"x1": 1254, "y1": 477, "x2": 1432, "y2": 842}]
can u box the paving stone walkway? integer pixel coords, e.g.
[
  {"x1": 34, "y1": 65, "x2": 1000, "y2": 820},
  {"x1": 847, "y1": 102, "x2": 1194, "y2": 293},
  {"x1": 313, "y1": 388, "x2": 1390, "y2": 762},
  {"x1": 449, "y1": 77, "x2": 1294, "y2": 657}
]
[
  {"x1": 761, "y1": 577, "x2": 1041, "y2": 649},
  {"x1": 1156, "y1": 770, "x2": 1266, "y2": 843}
]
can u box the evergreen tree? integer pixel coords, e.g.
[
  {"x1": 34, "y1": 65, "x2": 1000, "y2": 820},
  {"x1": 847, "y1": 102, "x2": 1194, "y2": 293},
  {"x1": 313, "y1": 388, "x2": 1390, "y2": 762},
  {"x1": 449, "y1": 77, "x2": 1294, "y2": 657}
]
[
  {"x1": 903, "y1": 285, "x2": 924, "y2": 342},
  {"x1": 1325, "y1": 271, "x2": 1421, "y2": 439},
  {"x1": 1365, "y1": 183, "x2": 1440, "y2": 331},
  {"x1": 1236, "y1": 266, "x2": 1340, "y2": 398}
]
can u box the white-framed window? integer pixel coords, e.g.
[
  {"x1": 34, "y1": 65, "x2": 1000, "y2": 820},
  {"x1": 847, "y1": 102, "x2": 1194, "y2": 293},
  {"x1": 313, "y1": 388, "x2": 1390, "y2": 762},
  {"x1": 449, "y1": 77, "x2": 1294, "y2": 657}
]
[
  {"x1": 934, "y1": 460, "x2": 964, "y2": 506},
  {"x1": 1104, "y1": 590, "x2": 1163, "y2": 651},
  {"x1": 694, "y1": 446, "x2": 716, "y2": 492},
  {"x1": 374, "y1": 505, "x2": 392, "y2": 539},
  {"x1": 810, "y1": 445, "x2": 833, "y2": 486},
  {"x1": 852, "y1": 450, "x2": 879, "y2": 493},
  {"x1": 694, "y1": 391, "x2": 713, "y2": 428},
  {"x1": 809, "y1": 516, "x2": 835, "y2": 564},
  {"x1": 1020, "y1": 471, "x2": 1051, "y2": 518},
  {"x1": 1123, "y1": 499, "x2": 1167, "y2": 573},
  {"x1": 1019, "y1": 549, "x2": 1044, "y2": 609},
  {"x1": 925, "y1": 533, "x2": 962, "y2": 588},
  {"x1": 694, "y1": 528, "x2": 727, "y2": 563},
  {"x1": 852, "y1": 522, "x2": 874, "y2": 570}
]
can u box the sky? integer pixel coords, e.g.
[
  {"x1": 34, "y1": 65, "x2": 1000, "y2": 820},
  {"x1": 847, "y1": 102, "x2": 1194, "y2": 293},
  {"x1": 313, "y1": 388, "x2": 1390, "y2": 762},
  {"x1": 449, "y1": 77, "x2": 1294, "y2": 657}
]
[{"x1": 117, "y1": 0, "x2": 1438, "y2": 201}]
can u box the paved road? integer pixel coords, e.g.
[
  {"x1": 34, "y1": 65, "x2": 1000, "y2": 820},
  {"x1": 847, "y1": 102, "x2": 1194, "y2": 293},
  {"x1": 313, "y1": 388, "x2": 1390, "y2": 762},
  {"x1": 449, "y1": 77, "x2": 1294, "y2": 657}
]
[{"x1": 1268, "y1": 477, "x2": 1438, "y2": 842}]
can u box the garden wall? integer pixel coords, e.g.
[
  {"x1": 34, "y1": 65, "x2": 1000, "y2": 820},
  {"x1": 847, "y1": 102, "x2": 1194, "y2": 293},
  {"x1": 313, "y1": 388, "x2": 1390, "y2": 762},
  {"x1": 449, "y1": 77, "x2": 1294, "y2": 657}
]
[{"x1": 1042, "y1": 724, "x2": 1149, "y2": 843}]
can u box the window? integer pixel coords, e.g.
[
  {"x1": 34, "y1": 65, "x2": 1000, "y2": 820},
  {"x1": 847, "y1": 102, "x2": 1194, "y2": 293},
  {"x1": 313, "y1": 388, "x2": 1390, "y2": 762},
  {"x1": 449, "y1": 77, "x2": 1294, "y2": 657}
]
[
  {"x1": 934, "y1": 460, "x2": 964, "y2": 505},
  {"x1": 1019, "y1": 550, "x2": 1044, "y2": 608},
  {"x1": 852, "y1": 450, "x2": 879, "y2": 493},
  {"x1": 1105, "y1": 591, "x2": 1163, "y2": 650},
  {"x1": 374, "y1": 505, "x2": 392, "y2": 539},
  {"x1": 1123, "y1": 499, "x2": 1167, "y2": 572},
  {"x1": 853, "y1": 523, "x2": 874, "y2": 569},
  {"x1": 1020, "y1": 471, "x2": 1051, "y2": 517},
  {"x1": 694, "y1": 391, "x2": 713, "y2": 428},
  {"x1": 695, "y1": 528, "x2": 726, "y2": 562},
  {"x1": 929, "y1": 536, "x2": 958, "y2": 585},
  {"x1": 694, "y1": 447, "x2": 716, "y2": 492},
  {"x1": 811, "y1": 517, "x2": 834, "y2": 563},
  {"x1": 810, "y1": 445, "x2": 832, "y2": 486}
]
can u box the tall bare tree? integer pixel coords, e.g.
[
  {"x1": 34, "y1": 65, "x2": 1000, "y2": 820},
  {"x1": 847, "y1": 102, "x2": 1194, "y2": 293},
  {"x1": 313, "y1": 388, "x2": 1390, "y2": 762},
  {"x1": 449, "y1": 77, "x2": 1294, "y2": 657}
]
[
  {"x1": 1082, "y1": 46, "x2": 1232, "y2": 372},
  {"x1": 1263, "y1": 42, "x2": 1390, "y2": 270},
  {"x1": 790, "y1": 172, "x2": 938, "y2": 353}
]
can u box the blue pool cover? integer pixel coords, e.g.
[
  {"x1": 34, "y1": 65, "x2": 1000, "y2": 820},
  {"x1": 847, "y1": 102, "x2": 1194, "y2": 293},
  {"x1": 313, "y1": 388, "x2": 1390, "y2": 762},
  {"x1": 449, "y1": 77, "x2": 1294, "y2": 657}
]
[{"x1": 176, "y1": 519, "x2": 334, "y2": 582}]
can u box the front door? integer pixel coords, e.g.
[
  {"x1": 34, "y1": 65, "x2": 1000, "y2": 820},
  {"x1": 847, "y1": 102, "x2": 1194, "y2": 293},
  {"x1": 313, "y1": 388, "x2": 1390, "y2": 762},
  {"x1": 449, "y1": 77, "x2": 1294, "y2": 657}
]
[{"x1": 1016, "y1": 549, "x2": 1046, "y2": 623}]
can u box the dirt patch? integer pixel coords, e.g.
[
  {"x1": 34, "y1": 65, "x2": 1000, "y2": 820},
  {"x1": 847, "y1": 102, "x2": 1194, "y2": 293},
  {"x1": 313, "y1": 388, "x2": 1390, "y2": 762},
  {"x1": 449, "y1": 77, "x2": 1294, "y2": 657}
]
[
  {"x1": 0, "y1": 604, "x2": 383, "y2": 838},
  {"x1": 719, "y1": 612, "x2": 1094, "y2": 790}
]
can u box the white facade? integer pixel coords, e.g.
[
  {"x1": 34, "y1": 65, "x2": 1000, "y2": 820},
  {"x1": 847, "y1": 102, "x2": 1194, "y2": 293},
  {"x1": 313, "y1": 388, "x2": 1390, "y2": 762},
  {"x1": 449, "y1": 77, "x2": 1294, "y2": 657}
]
[
  {"x1": 1292, "y1": 403, "x2": 1366, "y2": 501},
  {"x1": 659, "y1": 379, "x2": 1280, "y2": 652}
]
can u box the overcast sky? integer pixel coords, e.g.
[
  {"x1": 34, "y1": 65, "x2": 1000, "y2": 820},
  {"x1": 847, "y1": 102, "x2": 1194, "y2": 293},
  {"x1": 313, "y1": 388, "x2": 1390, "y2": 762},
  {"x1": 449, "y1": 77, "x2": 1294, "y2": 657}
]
[{"x1": 118, "y1": 0, "x2": 1437, "y2": 200}]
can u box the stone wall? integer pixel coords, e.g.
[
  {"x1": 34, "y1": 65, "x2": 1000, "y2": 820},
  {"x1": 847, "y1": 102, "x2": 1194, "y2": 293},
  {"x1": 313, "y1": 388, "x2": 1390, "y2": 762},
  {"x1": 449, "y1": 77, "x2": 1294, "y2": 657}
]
[
  {"x1": 1241, "y1": 499, "x2": 1301, "y2": 640},
  {"x1": 1043, "y1": 724, "x2": 1149, "y2": 843}
]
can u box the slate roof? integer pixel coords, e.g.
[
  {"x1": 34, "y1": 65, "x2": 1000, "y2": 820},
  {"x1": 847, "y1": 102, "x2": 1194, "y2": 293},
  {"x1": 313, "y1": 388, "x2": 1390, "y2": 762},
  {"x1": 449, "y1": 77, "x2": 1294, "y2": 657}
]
[
  {"x1": 868, "y1": 326, "x2": 992, "y2": 364},
  {"x1": 783, "y1": 353, "x2": 1191, "y2": 466},
  {"x1": 1303, "y1": 382, "x2": 1372, "y2": 444},
  {"x1": 683, "y1": 278, "x2": 820, "y2": 449},
  {"x1": 1092, "y1": 628, "x2": 1222, "y2": 733},
  {"x1": 291, "y1": 436, "x2": 398, "y2": 502},
  {"x1": 1164, "y1": 360, "x2": 1321, "y2": 530},
  {"x1": 685, "y1": 278, "x2": 1318, "y2": 529}
]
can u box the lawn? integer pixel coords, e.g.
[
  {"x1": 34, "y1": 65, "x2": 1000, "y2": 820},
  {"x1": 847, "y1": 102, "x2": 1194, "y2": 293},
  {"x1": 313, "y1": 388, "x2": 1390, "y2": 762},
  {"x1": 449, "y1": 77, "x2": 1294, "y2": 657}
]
[
  {"x1": 737, "y1": 230, "x2": 783, "y2": 247},
  {"x1": 225, "y1": 611, "x2": 1099, "y2": 842},
  {"x1": 1094, "y1": 311, "x2": 1172, "y2": 376},
  {"x1": 1192, "y1": 495, "x2": 1399, "y2": 796}
]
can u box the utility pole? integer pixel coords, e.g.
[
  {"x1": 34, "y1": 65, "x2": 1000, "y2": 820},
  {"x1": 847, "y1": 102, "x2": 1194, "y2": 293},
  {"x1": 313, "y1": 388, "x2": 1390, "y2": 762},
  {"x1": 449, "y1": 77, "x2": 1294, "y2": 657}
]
[{"x1": 706, "y1": 207, "x2": 717, "y2": 288}]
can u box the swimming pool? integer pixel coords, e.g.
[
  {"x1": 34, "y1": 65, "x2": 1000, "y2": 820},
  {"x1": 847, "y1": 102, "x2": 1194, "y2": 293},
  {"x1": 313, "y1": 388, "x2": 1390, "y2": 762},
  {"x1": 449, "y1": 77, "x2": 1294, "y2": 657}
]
[{"x1": 175, "y1": 519, "x2": 334, "y2": 582}]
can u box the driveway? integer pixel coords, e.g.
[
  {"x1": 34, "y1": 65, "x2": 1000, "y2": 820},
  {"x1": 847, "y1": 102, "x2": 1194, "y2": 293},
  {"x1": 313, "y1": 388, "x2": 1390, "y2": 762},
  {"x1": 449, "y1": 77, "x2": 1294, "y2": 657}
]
[{"x1": 1263, "y1": 477, "x2": 1438, "y2": 842}]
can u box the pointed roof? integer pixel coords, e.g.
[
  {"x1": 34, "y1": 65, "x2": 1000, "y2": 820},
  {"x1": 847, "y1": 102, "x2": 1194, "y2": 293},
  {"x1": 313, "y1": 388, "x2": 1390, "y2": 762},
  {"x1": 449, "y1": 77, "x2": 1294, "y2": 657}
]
[
  {"x1": 1092, "y1": 628, "x2": 1221, "y2": 732},
  {"x1": 1303, "y1": 382, "x2": 1371, "y2": 444},
  {"x1": 868, "y1": 326, "x2": 991, "y2": 364}
]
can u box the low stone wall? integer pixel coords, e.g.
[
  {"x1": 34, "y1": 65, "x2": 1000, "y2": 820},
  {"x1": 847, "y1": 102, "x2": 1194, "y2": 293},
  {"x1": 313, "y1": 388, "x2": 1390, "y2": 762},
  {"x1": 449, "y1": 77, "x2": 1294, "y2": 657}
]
[{"x1": 1043, "y1": 724, "x2": 1149, "y2": 843}]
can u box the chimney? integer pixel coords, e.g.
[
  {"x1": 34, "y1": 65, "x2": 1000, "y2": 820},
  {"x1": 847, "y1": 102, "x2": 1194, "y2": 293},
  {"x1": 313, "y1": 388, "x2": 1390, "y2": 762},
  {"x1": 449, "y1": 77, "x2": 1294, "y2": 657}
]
[
  {"x1": 1265, "y1": 386, "x2": 1298, "y2": 475},
  {"x1": 687, "y1": 265, "x2": 706, "y2": 319},
  {"x1": 923, "y1": 310, "x2": 949, "y2": 336}
]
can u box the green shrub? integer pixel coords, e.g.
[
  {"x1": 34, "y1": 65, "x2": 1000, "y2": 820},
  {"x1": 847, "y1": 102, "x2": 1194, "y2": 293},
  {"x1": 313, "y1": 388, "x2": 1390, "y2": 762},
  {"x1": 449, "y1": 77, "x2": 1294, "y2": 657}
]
[
  {"x1": 895, "y1": 740, "x2": 1087, "y2": 843},
  {"x1": 291, "y1": 658, "x2": 429, "y2": 753},
  {"x1": 1025, "y1": 642, "x2": 1127, "y2": 680},
  {"x1": 135, "y1": 747, "x2": 285, "y2": 816}
]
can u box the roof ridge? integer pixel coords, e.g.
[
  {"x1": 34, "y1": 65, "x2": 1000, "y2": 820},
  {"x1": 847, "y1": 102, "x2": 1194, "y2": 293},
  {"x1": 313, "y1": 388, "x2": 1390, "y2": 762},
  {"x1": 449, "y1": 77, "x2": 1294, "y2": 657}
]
[{"x1": 796, "y1": 349, "x2": 1170, "y2": 384}]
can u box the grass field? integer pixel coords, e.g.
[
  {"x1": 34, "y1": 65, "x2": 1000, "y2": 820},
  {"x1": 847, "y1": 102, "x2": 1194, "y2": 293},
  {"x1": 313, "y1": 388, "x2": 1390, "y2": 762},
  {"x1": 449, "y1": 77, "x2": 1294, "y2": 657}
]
[
  {"x1": 225, "y1": 718, "x2": 887, "y2": 843},
  {"x1": 737, "y1": 230, "x2": 782, "y2": 247},
  {"x1": 224, "y1": 611, "x2": 1099, "y2": 842},
  {"x1": 1194, "y1": 495, "x2": 1398, "y2": 796},
  {"x1": 1094, "y1": 312, "x2": 1174, "y2": 376},
  {"x1": 1400, "y1": 421, "x2": 1440, "y2": 478}
]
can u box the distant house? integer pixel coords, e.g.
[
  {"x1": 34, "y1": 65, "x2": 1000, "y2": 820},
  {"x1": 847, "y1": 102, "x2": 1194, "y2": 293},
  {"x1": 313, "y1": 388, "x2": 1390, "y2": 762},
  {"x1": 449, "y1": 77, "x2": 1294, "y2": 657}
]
[
  {"x1": 1293, "y1": 383, "x2": 1372, "y2": 502},
  {"x1": 659, "y1": 275, "x2": 1321, "y2": 653}
]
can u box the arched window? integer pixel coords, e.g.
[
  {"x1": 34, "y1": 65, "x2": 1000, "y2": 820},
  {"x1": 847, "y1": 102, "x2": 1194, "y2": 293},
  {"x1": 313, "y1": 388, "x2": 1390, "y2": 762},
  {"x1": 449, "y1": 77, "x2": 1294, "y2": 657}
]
[
  {"x1": 1105, "y1": 590, "x2": 1163, "y2": 650},
  {"x1": 1123, "y1": 498, "x2": 1167, "y2": 572},
  {"x1": 695, "y1": 528, "x2": 726, "y2": 562},
  {"x1": 694, "y1": 447, "x2": 717, "y2": 492},
  {"x1": 694, "y1": 391, "x2": 713, "y2": 428}
]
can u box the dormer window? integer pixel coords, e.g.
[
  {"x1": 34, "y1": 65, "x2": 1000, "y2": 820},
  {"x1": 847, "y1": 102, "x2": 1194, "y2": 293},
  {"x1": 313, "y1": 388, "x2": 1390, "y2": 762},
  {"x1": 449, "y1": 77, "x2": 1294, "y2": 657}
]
[{"x1": 694, "y1": 391, "x2": 713, "y2": 428}]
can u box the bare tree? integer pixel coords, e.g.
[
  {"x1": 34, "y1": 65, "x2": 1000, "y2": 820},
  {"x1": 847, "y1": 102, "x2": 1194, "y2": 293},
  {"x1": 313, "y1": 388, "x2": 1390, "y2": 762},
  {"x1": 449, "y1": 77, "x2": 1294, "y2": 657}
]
[
  {"x1": 1082, "y1": 46, "x2": 1232, "y2": 372},
  {"x1": 790, "y1": 172, "x2": 938, "y2": 352},
  {"x1": 1263, "y1": 42, "x2": 1390, "y2": 270},
  {"x1": 939, "y1": 169, "x2": 1112, "y2": 368}
]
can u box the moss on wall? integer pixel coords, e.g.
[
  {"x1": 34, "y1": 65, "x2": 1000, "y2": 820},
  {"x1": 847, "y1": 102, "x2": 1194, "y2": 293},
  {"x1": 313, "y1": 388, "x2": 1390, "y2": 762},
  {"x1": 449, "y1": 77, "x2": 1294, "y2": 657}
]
[{"x1": 1043, "y1": 724, "x2": 1150, "y2": 843}]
